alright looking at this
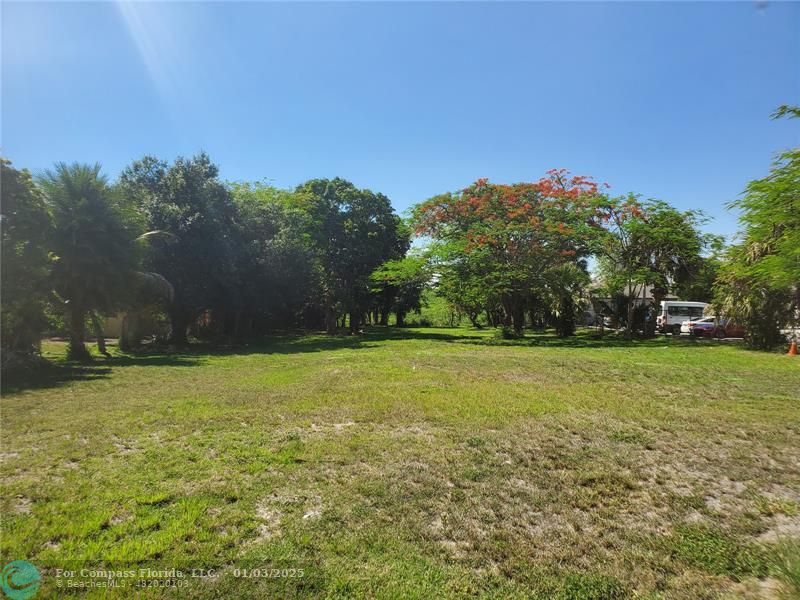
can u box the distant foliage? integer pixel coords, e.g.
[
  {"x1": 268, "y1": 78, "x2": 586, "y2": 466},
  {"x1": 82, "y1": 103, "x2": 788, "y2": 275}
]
[{"x1": 371, "y1": 254, "x2": 429, "y2": 327}]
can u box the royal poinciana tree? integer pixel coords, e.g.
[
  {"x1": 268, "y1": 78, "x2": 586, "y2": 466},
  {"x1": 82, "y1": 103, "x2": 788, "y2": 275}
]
[{"x1": 414, "y1": 170, "x2": 603, "y2": 336}]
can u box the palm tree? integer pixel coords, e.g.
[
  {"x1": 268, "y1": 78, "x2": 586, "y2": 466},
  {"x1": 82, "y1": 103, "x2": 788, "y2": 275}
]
[{"x1": 39, "y1": 163, "x2": 142, "y2": 361}]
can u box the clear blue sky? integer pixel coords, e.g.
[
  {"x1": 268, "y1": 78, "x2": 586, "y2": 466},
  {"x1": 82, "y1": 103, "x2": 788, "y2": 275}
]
[{"x1": 2, "y1": 1, "x2": 799, "y2": 239}]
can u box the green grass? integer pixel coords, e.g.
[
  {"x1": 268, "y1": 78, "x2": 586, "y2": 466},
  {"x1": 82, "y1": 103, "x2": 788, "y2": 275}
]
[{"x1": 1, "y1": 327, "x2": 798, "y2": 598}]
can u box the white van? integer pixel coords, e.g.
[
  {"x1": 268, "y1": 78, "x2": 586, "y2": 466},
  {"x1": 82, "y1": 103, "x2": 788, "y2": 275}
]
[{"x1": 657, "y1": 301, "x2": 708, "y2": 334}]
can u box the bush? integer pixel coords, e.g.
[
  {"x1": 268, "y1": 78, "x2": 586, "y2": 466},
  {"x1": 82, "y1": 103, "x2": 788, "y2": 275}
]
[{"x1": 0, "y1": 350, "x2": 50, "y2": 388}]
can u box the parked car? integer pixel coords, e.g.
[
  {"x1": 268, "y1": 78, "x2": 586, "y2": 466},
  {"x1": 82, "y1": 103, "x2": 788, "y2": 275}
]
[
  {"x1": 713, "y1": 320, "x2": 746, "y2": 339},
  {"x1": 681, "y1": 316, "x2": 715, "y2": 335},
  {"x1": 687, "y1": 317, "x2": 746, "y2": 339},
  {"x1": 657, "y1": 301, "x2": 709, "y2": 334}
]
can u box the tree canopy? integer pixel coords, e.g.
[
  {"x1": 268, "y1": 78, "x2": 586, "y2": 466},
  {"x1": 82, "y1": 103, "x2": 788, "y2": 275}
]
[
  {"x1": 1, "y1": 159, "x2": 53, "y2": 356},
  {"x1": 295, "y1": 178, "x2": 408, "y2": 333},
  {"x1": 120, "y1": 153, "x2": 239, "y2": 344},
  {"x1": 414, "y1": 170, "x2": 603, "y2": 335},
  {"x1": 713, "y1": 107, "x2": 800, "y2": 348}
]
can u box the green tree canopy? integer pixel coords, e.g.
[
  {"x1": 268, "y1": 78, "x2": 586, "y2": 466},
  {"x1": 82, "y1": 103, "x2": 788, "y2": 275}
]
[
  {"x1": 713, "y1": 106, "x2": 800, "y2": 349},
  {"x1": 120, "y1": 153, "x2": 238, "y2": 344},
  {"x1": 227, "y1": 181, "x2": 318, "y2": 335},
  {"x1": 295, "y1": 178, "x2": 406, "y2": 333},
  {"x1": 1, "y1": 159, "x2": 53, "y2": 356}
]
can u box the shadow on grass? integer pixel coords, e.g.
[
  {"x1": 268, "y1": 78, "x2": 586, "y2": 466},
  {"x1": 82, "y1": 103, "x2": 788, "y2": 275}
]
[
  {"x1": 170, "y1": 326, "x2": 484, "y2": 357},
  {"x1": 5, "y1": 327, "x2": 728, "y2": 394},
  {"x1": 1, "y1": 354, "x2": 202, "y2": 394},
  {"x1": 168, "y1": 326, "x2": 724, "y2": 354},
  {"x1": 457, "y1": 331, "x2": 721, "y2": 350}
]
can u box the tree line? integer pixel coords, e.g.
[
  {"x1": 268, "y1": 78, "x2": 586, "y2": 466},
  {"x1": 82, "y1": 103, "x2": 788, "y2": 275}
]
[
  {"x1": 2, "y1": 109, "x2": 797, "y2": 373},
  {"x1": 2, "y1": 154, "x2": 422, "y2": 366}
]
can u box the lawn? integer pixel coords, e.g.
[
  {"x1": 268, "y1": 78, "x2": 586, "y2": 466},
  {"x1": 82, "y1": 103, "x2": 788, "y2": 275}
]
[{"x1": 1, "y1": 328, "x2": 798, "y2": 598}]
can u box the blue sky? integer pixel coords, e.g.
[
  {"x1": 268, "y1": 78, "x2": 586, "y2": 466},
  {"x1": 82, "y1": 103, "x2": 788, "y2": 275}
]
[{"x1": 2, "y1": 1, "x2": 799, "y2": 239}]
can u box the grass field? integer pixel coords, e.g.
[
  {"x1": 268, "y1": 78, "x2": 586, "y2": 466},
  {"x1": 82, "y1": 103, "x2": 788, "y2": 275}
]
[{"x1": 1, "y1": 328, "x2": 799, "y2": 598}]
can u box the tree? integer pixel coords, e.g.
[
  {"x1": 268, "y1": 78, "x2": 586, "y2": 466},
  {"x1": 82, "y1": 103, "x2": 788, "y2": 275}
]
[
  {"x1": 672, "y1": 237, "x2": 725, "y2": 303},
  {"x1": 39, "y1": 163, "x2": 142, "y2": 360},
  {"x1": 371, "y1": 254, "x2": 430, "y2": 327},
  {"x1": 594, "y1": 195, "x2": 707, "y2": 337},
  {"x1": 295, "y1": 178, "x2": 406, "y2": 334},
  {"x1": 714, "y1": 244, "x2": 794, "y2": 349},
  {"x1": 414, "y1": 170, "x2": 601, "y2": 336},
  {"x1": 120, "y1": 153, "x2": 238, "y2": 345},
  {"x1": 1, "y1": 159, "x2": 53, "y2": 359},
  {"x1": 543, "y1": 262, "x2": 591, "y2": 337},
  {"x1": 228, "y1": 181, "x2": 318, "y2": 336},
  {"x1": 713, "y1": 106, "x2": 800, "y2": 349},
  {"x1": 427, "y1": 240, "x2": 491, "y2": 328}
]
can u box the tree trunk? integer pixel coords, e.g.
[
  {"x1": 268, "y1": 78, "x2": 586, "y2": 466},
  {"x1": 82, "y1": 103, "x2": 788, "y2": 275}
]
[
  {"x1": 625, "y1": 281, "x2": 636, "y2": 338},
  {"x1": 468, "y1": 312, "x2": 482, "y2": 329},
  {"x1": 234, "y1": 309, "x2": 252, "y2": 343},
  {"x1": 90, "y1": 311, "x2": 111, "y2": 357},
  {"x1": 168, "y1": 305, "x2": 189, "y2": 346},
  {"x1": 325, "y1": 305, "x2": 337, "y2": 335},
  {"x1": 119, "y1": 314, "x2": 131, "y2": 352},
  {"x1": 511, "y1": 302, "x2": 525, "y2": 336},
  {"x1": 556, "y1": 295, "x2": 576, "y2": 337},
  {"x1": 642, "y1": 285, "x2": 655, "y2": 338},
  {"x1": 503, "y1": 295, "x2": 523, "y2": 335},
  {"x1": 650, "y1": 287, "x2": 666, "y2": 337},
  {"x1": 68, "y1": 303, "x2": 91, "y2": 361},
  {"x1": 119, "y1": 312, "x2": 139, "y2": 352},
  {"x1": 349, "y1": 312, "x2": 360, "y2": 334},
  {"x1": 395, "y1": 310, "x2": 406, "y2": 327}
]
